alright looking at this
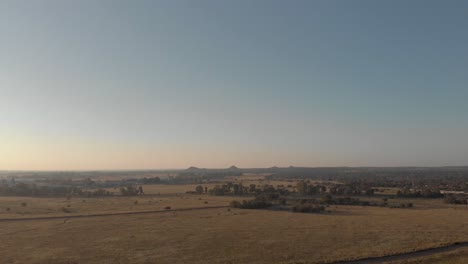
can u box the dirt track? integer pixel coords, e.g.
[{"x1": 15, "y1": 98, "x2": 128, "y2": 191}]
[
  {"x1": 331, "y1": 241, "x2": 468, "y2": 263},
  {"x1": 0, "y1": 205, "x2": 229, "y2": 222}
]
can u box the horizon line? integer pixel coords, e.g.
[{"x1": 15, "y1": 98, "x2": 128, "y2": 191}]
[{"x1": 1, "y1": 165, "x2": 468, "y2": 173}]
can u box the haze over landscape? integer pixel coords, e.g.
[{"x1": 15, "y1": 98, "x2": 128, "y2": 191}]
[
  {"x1": 2, "y1": 2, "x2": 468, "y2": 264},
  {"x1": 1, "y1": 0, "x2": 468, "y2": 170}
]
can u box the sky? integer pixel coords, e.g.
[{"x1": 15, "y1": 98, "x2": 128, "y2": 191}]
[{"x1": 1, "y1": 0, "x2": 468, "y2": 170}]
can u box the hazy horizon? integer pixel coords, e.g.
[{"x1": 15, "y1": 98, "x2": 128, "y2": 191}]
[
  {"x1": 2, "y1": 165, "x2": 468, "y2": 174},
  {"x1": 2, "y1": 0, "x2": 468, "y2": 170}
]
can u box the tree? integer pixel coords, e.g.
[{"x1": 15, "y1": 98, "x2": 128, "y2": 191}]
[
  {"x1": 233, "y1": 184, "x2": 240, "y2": 195},
  {"x1": 209, "y1": 186, "x2": 225, "y2": 196},
  {"x1": 195, "y1": 185, "x2": 204, "y2": 194},
  {"x1": 296, "y1": 181, "x2": 308, "y2": 195},
  {"x1": 320, "y1": 185, "x2": 327, "y2": 194},
  {"x1": 321, "y1": 194, "x2": 333, "y2": 204},
  {"x1": 307, "y1": 185, "x2": 319, "y2": 195},
  {"x1": 120, "y1": 185, "x2": 138, "y2": 196},
  {"x1": 238, "y1": 184, "x2": 245, "y2": 195}
]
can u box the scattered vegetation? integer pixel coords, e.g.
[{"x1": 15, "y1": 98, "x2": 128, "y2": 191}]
[
  {"x1": 292, "y1": 204, "x2": 325, "y2": 213},
  {"x1": 230, "y1": 199, "x2": 272, "y2": 209},
  {"x1": 444, "y1": 195, "x2": 468, "y2": 205}
]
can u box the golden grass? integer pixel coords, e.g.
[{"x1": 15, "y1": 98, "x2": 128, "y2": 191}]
[
  {"x1": 0, "y1": 195, "x2": 233, "y2": 218},
  {"x1": 0, "y1": 196, "x2": 467, "y2": 264}
]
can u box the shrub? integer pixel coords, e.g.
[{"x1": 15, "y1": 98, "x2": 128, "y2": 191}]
[
  {"x1": 120, "y1": 186, "x2": 139, "y2": 196},
  {"x1": 444, "y1": 195, "x2": 468, "y2": 205},
  {"x1": 230, "y1": 199, "x2": 271, "y2": 209},
  {"x1": 195, "y1": 185, "x2": 204, "y2": 194},
  {"x1": 21, "y1": 202, "x2": 27, "y2": 207},
  {"x1": 208, "y1": 186, "x2": 225, "y2": 196},
  {"x1": 292, "y1": 204, "x2": 325, "y2": 213},
  {"x1": 164, "y1": 206, "x2": 171, "y2": 210},
  {"x1": 229, "y1": 200, "x2": 241, "y2": 208}
]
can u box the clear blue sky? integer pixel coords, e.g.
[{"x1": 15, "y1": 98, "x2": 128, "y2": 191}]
[{"x1": 1, "y1": 0, "x2": 467, "y2": 170}]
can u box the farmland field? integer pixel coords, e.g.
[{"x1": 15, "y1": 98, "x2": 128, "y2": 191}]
[{"x1": 1, "y1": 188, "x2": 467, "y2": 264}]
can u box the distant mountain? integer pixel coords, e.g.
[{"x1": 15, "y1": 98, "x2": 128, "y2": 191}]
[
  {"x1": 186, "y1": 166, "x2": 201, "y2": 171},
  {"x1": 228, "y1": 165, "x2": 239, "y2": 170}
]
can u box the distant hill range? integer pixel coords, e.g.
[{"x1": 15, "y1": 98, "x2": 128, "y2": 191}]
[
  {"x1": 186, "y1": 166, "x2": 203, "y2": 171},
  {"x1": 185, "y1": 165, "x2": 240, "y2": 173}
]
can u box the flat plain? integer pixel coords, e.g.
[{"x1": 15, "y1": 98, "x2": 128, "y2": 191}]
[{"x1": 1, "y1": 187, "x2": 467, "y2": 264}]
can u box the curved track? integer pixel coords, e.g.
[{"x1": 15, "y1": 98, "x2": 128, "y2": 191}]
[
  {"x1": 0, "y1": 205, "x2": 229, "y2": 222},
  {"x1": 331, "y1": 242, "x2": 468, "y2": 263}
]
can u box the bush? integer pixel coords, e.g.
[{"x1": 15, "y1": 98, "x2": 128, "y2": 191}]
[
  {"x1": 292, "y1": 204, "x2": 325, "y2": 213},
  {"x1": 120, "y1": 186, "x2": 139, "y2": 196},
  {"x1": 195, "y1": 185, "x2": 204, "y2": 194},
  {"x1": 208, "y1": 186, "x2": 225, "y2": 196},
  {"x1": 444, "y1": 195, "x2": 468, "y2": 205},
  {"x1": 229, "y1": 200, "x2": 241, "y2": 208},
  {"x1": 278, "y1": 198, "x2": 287, "y2": 205},
  {"x1": 164, "y1": 206, "x2": 171, "y2": 210},
  {"x1": 21, "y1": 202, "x2": 27, "y2": 207},
  {"x1": 230, "y1": 199, "x2": 272, "y2": 209}
]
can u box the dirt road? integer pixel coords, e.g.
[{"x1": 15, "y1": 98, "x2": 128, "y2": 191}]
[
  {"x1": 0, "y1": 205, "x2": 229, "y2": 222},
  {"x1": 332, "y1": 242, "x2": 468, "y2": 263}
]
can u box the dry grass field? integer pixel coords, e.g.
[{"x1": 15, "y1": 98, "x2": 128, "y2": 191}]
[
  {"x1": 1, "y1": 192, "x2": 467, "y2": 264},
  {"x1": 0, "y1": 194, "x2": 233, "y2": 218}
]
